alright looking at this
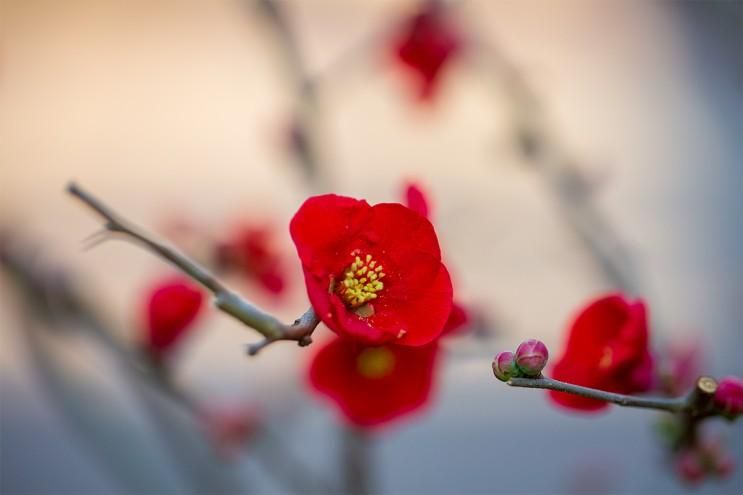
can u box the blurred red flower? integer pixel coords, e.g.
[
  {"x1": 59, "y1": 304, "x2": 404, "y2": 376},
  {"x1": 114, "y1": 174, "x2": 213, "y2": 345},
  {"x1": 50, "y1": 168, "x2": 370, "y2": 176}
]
[
  {"x1": 199, "y1": 405, "x2": 262, "y2": 460},
  {"x1": 217, "y1": 225, "x2": 286, "y2": 295},
  {"x1": 290, "y1": 194, "x2": 452, "y2": 346},
  {"x1": 392, "y1": 2, "x2": 462, "y2": 102},
  {"x1": 308, "y1": 336, "x2": 439, "y2": 429},
  {"x1": 549, "y1": 293, "x2": 655, "y2": 412},
  {"x1": 142, "y1": 275, "x2": 204, "y2": 357},
  {"x1": 658, "y1": 340, "x2": 703, "y2": 397}
]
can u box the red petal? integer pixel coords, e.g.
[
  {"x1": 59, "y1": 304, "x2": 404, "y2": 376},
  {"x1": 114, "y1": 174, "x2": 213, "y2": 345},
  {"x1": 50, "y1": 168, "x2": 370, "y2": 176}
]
[
  {"x1": 442, "y1": 301, "x2": 470, "y2": 336},
  {"x1": 403, "y1": 182, "x2": 430, "y2": 219},
  {"x1": 144, "y1": 275, "x2": 204, "y2": 354},
  {"x1": 308, "y1": 337, "x2": 440, "y2": 429},
  {"x1": 290, "y1": 195, "x2": 371, "y2": 272}
]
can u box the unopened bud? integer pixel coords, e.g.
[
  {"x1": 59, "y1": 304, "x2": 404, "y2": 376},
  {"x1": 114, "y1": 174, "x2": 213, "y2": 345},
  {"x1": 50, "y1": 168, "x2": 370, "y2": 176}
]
[
  {"x1": 713, "y1": 376, "x2": 743, "y2": 419},
  {"x1": 514, "y1": 339, "x2": 549, "y2": 377},
  {"x1": 675, "y1": 450, "x2": 705, "y2": 485},
  {"x1": 714, "y1": 452, "x2": 735, "y2": 479},
  {"x1": 492, "y1": 351, "x2": 517, "y2": 382}
]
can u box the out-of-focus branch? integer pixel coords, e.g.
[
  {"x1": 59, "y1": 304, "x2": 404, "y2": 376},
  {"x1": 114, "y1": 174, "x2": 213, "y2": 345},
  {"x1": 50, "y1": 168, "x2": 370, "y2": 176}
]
[
  {"x1": 342, "y1": 427, "x2": 373, "y2": 495},
  {"x1": 0, "y1": 236, "x2": 336, "y2": 494},
  {"x1": 507, "y1": 375, "x2": 718, "y2": 415},
  {"x1": 470, "y1": 34, "x2": 638, "y2": 293},
  {"x1": 66, "y1": 182, "x2": 319, "y2": 355}
]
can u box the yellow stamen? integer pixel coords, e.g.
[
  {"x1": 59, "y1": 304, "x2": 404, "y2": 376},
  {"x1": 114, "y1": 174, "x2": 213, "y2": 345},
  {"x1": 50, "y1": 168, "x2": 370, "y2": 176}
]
[
  {"x1": 598, "y1": 346, "x2": 613, "y2": 369},
  {"x1": 337, "y1": 251, "x2": 385, "y2": 310},
  {"x1": 356, "y1": 347, "x2": 395, "y2": 378}
]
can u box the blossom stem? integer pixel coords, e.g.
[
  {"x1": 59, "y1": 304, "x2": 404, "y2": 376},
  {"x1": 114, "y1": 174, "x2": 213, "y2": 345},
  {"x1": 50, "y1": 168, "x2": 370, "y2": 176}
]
[
  {"x1": 507, "y1": 375, "x2": 718, "y2": 415},
  {"x1": 66, "y1": 182, "x2": 319, "y2": 354}
]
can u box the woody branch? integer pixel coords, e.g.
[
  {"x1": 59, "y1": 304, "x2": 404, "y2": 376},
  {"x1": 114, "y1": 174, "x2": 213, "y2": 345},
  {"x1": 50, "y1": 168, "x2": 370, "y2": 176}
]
[
  {"x1": 66, "y1": 182, "x2": 319, "y2": 355},
  {"x1": 507, "y1": 375, "x2": 718, "y2": 416}
]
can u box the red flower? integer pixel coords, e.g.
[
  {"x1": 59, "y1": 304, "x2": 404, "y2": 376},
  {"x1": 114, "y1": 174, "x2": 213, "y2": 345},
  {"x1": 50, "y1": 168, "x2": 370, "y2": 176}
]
[
  {"x1": 290, "y1": 194, "x2": 452, "y2": 346},
  {"x1": 217, "y1": 225, "x2": 286, "y2": 295},
  {"x1": 549, "y1": 293, "x2": 655, "y2": 412},
  {"x1": 143, "y1": 275, "x2": 204, "y2": 357},
  {"x1": 392, "y1": 2, "x2": 462, "y2": 102},
  {"x1": 308, "y1": 336, "x2": 440, "y2": 429}
]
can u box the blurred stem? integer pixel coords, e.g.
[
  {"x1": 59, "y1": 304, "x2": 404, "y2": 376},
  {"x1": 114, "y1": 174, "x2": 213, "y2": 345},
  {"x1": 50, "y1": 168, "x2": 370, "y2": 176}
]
[
  {"x1": 342, "y1": 426, "x2": 373, "y2": 495},
  {"x1": 1, "y1": 240, "x2": 336, "y2": 495},
  {"x1": 507, "y1": 375, "x2": 718, "y2": 415},
  {"x1": 66, "y1": 182, "x2": 319, "y2": 355},
  {"x1": 471, "y1": 34, "x2": 637, "y2": 293}
]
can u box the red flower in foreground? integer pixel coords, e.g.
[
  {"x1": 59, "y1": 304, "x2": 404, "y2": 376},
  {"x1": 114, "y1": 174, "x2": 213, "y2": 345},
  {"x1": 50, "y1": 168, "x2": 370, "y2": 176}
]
[
  {"x1": 142, "y1": 275, "x2": 204, "y2": 357},
  {"x1": 392, "y1": 2, "x2": 462, "y2": 102},
  {"x1": 290, "y1": 194, "x2": 452, "y2": 346},
  {"x1": 549, "y1": 293, "x2": 654, "y2": 412},
  {"x1": 217, "y1": 225, "x2": 286, "y2": 295},
  {"x1": 308, "y1": 336, "x2": 439, "y2": 429}
]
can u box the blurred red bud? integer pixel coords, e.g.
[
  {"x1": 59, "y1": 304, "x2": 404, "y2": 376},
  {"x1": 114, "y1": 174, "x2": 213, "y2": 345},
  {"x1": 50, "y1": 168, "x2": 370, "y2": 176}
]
[
  {"x1": 714, "y1": 376, "x2": 743, "y2": 418},
  {"x1": 143, "y1": 275, "x2": 204, "y2": 357},
  {"x1": 404, "y1": 182, "x2": 431, "y2": 219},
  {"x1": 675, "y1": 449, "x2": 705, "y2": 485}
]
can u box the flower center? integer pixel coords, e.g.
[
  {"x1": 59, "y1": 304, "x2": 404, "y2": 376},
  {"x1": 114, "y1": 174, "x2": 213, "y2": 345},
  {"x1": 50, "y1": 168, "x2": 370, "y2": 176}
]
[
  {"x1": 356, "y1": 347, "x2": 395, "y2": 379},
  {"x1": 598, "y1": 346, "x2": 613, "y2": 369},
  {"x1": 338, "y1": 253, "x2": 385, "y2": 308}
]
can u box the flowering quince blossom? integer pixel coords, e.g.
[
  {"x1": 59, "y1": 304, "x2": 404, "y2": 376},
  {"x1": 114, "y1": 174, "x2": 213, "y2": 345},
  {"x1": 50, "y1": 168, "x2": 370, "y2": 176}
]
[
  {"x1": 216, "y1": 224, "x2": 286, "y2": 295},
  {"x1": 392, "y1": 1, "x2": 462, "y2": 102},
  {"x1": 308, "y1": 336, "x2": 439, "y2": 429},
  {"x1": 290, "y1": 194, "x2": 453, "y2": 346},
  {"x1": 549, "y1": 293, "x2": 655, "y2": 412},
  {"x1": 142, "y1": 275, "x2": 205, "y2": 357}
]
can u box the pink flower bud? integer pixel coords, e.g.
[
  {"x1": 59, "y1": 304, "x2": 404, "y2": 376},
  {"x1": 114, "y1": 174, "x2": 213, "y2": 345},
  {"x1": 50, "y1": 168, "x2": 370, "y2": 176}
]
[
  {"x1": 514, "y1": 339, "x2": 549, "y2": 377},
  {"x1": 714, "y1": 376, "x2": 743, "y2": 418},
  {"x1": 675, "y1": 450, "x2": 705, "y2": 485},
  {"x1": 492, "y1": 351, "x2": 517, "y2": 382}
]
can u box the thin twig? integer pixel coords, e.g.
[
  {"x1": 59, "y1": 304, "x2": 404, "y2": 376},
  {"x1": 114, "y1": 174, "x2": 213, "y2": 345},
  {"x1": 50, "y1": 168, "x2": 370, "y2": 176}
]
[
  {"x1": 66, "y1": 182, "x2": 320, "y2": 355},
  {"x1": 507, "y1": 375, "x2": 718, "y2": 415}
]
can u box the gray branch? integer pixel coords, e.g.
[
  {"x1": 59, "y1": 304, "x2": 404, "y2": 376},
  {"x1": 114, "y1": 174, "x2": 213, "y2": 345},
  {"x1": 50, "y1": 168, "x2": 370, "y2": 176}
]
[
  {"x1": 507, "y1": 375, "x2": 718, "y2": 415},
  {"x1": 67, "y1": 181, "x2": 319, "y2": 355}
]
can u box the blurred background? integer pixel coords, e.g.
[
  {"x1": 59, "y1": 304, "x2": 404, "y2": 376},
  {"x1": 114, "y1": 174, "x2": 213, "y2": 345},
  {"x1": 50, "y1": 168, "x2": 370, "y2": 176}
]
[{"x1": 1, "y1": 0, "x2": 741, "y2": 494}]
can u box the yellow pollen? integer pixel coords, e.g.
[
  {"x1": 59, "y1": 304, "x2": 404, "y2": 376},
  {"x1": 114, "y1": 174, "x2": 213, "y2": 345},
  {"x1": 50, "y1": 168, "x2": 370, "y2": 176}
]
[
  {"x1": 338, "y1": 252, "x2": 385, "y2": 309},
  {"x1": 357, "y1": 347, "x2": 395, "y2": 378},
  {"x1": 598, "y1": 346, "x2": 613, "y2": 369}
]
